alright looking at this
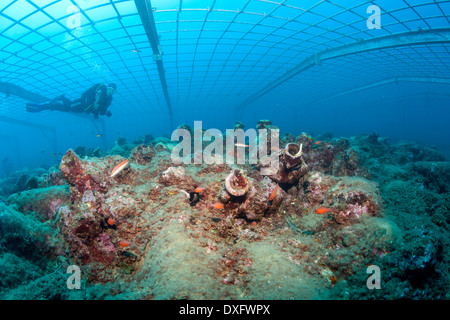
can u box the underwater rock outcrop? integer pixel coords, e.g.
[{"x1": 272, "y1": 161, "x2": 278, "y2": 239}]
[
  {"x1": 7, "y1": 185, "x2": 69, "y2": 222},
  {"x1": 324, "y1": 176, "x2": 381, "y2": 224},
  {"x1": 130, "y1": 144, "x2": 155, "y2": 165},
  {"x1": 54, "y1": 149, "x2": 151, "y2": 282},
  {"x1": 0, "y1": 202, "x2": 58, "y2": 259},
  {"x1": 59, "y1": 149, "x2": 112, "y2": 199},
  {"x1": 1, "y1": 123, "x2": 449, "y2": 300}
]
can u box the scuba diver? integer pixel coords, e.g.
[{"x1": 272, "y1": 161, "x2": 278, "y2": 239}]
[{"x1": 26, "y1": 83, "x2": 116, "y2": 119}]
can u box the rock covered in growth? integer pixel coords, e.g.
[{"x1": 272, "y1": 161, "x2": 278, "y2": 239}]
[
  {"x1": 159, "y1": 166, "x2": 198, "y2": 192},
  {"x1": 0, "y1": 168, "x2": 46, "y2": 197},
  {"x1": 384, "y1": 228, "x2": 443, "y2": 284},
  {"x1": 299, "y1": 171, "x2": 337, "y2": 205},
  {"x1": 324, "y1": 176, "x2": 381, "y2": 224},
  {"x1": 43, "y1": 166, "x2": 66, "y2": 187},
  {"x1": 59, "y1": 149, "x2": 112, "y2": 199},
  {"x1": 56, "y1": 149, "x2": 150, "y2": 282},
  {"x1": 294, "y1": 133, "x2": 361, "y2": 177},
  {"x1": 130, "y1": 144, "x2": 155, "y2": 165},
  {"x1": 0, "y1": 165, "x2": 67, "y2": 199},
  {"x1": 0, "y1": 202, "x2": 60, "y2": 269},
  {"x1": 106, "y1": 136, "x2": 134, "y2": 157},
  {"x1": 298, "y1": 172, "x2": 381, "y2": 223},
  {"x1": 7, "y1": 185, "x2": 69, "y2": 222},
  {"x1": 262, "y1": 132, "x2": 363, "y2": 187},
  {"x1": 2, "y1": 120, "x2": 448, "y2": 299}
]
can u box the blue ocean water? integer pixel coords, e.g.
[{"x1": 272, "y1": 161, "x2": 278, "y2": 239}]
[
  {"x1": 0, "y1": 0, "x2": 449, "y2": 175},
  {"x1": 0, "y1": 0, "x2": 449, "y2": 301}
]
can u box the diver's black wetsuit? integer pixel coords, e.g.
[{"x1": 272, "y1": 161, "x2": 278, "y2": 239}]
[{"x1": 26, "y1": 83, "x2": 114, "y2": 119}]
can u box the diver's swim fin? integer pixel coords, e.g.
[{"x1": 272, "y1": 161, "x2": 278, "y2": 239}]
[{"x1": 26, "y1": 102, "x2": 48, "y2": 113}]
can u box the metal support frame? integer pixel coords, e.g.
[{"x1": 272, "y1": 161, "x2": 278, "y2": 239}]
[
  {"x1": 134, "y1": 0, "x2": 174, "y2": 131},
  {"x1": 0, "y1": 134, "x2": 21, "y2": 171},
  {"x1": 235, "y1": 28, "x2": 450, "y2": 119},
  {"x1": 0, "y1": 82, "x2": 49, "y2": 103},
  {"x1": 0, "y1": 115, "x2": 58, "y2": 153},
  {"x1": 312, "y1": 76, "x2": 450, "y2": 106}
]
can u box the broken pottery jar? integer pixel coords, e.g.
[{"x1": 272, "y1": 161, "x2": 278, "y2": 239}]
[
  {"x1": 225, "y1": 169, "x2": 250, "y2": 197},
  {"x1": 219, "y1": 169, "x2": 250, "y2": 203},
  {"x1": 283, "y1": 143, "x2": 303, "y2": 170}
]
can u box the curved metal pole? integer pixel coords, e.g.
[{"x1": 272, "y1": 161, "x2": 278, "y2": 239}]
[
  {"x1": 235, "y1": 28, "x2": 450, "y2": 120},
  {"x1": 312, "y1": 76, "x2": 450, "y2": 106},
  {"x1": 0, "y1": 115, "x2": 58, "y2": 154}
]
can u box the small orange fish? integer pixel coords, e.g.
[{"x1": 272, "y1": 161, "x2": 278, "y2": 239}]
[
  {"x1": 194, "y1": 187, "x2": 205, "y2": 193},
  {"x1": 270, "y1": 146, "x2": 282, "y2": 155},
  {"x1": 314, "y1": 141, "x2": 323, "y2": 145},
  {"x1": 110, "y1": 159, "x2": 129, "y2": 177},
  {"x1": 315, "y1": 206, "x2": 334, "y2": 214},
  {"x1": 212, "y1": 202, "x2": 224, "y2": 210},
  {"x1": 226, "y1": 149, "x2": 235, "y2": 158},
  {"x1": 119, "y1": 240, "x2": 131, "y2": 247},
  {"x1": 235, "y1": 143, "x2": 249, "y2": 148},
  {"x1": 107, "y1": 217, "x2": 115, "y2": 226},
  {"x1": 268, "y1": 184, "x2": 278, "y2": 202}
]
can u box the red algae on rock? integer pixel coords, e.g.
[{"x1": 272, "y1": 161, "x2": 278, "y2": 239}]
[{"x1": 59, "y1": 149, "x2": 111, "y2": 200}]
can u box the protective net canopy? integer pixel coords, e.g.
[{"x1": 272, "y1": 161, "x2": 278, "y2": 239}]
[{"x1": 1, "y1": 0, "x2": 450, "y2": 169}]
